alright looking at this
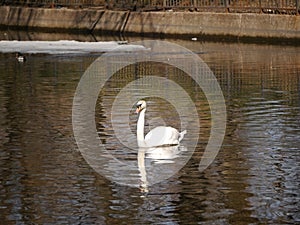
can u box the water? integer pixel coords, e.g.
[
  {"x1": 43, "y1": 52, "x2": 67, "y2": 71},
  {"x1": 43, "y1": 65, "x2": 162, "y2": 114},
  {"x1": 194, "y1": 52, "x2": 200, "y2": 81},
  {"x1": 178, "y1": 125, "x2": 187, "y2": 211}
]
[{"x1": 0, "y1": 33, "x2": 299, "y2": 224}]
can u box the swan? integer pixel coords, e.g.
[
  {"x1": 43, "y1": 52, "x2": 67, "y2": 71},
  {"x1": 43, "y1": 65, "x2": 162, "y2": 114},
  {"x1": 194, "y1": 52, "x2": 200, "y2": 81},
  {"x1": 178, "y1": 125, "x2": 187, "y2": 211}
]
[
  {"x1": 135, "y1": 100, "x2": 186, "y2": 148},
  {"x1": 16, "y1": 52, "x2": 26, "y2": 62}
]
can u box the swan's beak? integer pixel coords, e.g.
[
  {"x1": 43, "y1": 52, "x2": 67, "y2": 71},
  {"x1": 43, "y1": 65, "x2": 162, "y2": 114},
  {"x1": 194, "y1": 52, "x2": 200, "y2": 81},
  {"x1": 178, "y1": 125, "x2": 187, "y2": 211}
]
[{"x1": 136, "y1": 106, "x2": 141, "y2": 113}]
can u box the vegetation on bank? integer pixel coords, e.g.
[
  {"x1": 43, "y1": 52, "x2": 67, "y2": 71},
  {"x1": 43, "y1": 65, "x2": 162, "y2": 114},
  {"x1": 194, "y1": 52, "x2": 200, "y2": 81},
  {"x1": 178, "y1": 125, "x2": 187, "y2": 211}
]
[{"x1": 1, "y1": 0, "x2": 299, "y2": 15}]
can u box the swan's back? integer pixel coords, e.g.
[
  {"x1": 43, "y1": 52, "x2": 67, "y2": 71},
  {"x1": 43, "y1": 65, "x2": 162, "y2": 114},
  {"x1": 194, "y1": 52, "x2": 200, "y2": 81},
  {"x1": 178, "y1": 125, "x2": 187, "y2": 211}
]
[{"x1": 145, "y1": 126, "x2": 181, "y2": 147}]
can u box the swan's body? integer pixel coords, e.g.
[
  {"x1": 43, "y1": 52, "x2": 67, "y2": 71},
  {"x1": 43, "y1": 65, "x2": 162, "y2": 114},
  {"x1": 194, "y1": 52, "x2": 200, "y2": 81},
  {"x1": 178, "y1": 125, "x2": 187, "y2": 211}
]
[
  {"x1": 136, "y1": 100, "x2": 186, "y2": 148},
  {"x1": 146, "y1": 145, "x2": 186, "y2": 161},
  {"x1": 16, "y1": 52, "x2": 26, "y2": 62}
]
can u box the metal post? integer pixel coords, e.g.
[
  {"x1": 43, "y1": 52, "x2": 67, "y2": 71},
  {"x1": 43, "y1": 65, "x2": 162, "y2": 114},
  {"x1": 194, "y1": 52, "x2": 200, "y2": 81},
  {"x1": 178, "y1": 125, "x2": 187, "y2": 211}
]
[
  {"x1": 259, "y1": 0, "x2": 262, "y2": 13},
  {"x1": 296, "y1": 0, "x2": 299, "y2": 15},
  {"x1": 193, "y1": 0, "x2": 197, "y2": 9},
  {"x1": 163, "y1": 0, "x2": 166, "y2": 11},
  {"x1": 224, "y1": 0, "x2": 229, "y2": 13}
]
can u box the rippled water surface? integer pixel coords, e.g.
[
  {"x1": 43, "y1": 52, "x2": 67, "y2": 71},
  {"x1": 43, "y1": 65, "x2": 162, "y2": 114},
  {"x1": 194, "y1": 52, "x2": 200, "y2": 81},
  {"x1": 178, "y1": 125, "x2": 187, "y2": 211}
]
[{"x1": 0, "y1": 34, "x2": 299, "y2": 224}]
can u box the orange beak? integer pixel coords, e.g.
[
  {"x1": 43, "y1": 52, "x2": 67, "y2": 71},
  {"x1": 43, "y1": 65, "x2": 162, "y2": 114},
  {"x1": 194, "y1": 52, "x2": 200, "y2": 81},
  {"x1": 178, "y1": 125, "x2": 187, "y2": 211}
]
[{"x1": 136, "y1": 106, "x2": 141, "y2": 113}]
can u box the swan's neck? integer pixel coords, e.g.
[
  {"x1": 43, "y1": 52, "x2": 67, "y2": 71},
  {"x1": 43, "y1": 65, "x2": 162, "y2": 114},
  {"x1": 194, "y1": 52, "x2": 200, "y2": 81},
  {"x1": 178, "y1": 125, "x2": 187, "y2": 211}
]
[{"x1": 137, "y1": 109, "x2": 146, "y2": 147}]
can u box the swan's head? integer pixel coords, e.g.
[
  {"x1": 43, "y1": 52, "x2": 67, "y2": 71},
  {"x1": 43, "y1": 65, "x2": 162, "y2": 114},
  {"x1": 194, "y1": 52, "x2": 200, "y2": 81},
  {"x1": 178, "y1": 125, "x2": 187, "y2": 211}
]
[{"x1": 135, "y1": 100, "x2": 146, "y2": 113}]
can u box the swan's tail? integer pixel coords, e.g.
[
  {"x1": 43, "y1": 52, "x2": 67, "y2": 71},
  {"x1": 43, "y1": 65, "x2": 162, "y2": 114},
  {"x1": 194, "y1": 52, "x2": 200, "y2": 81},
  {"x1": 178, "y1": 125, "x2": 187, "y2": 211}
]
[{"x1": 179, "y1": 130, "x2": 187, "y2": 142}]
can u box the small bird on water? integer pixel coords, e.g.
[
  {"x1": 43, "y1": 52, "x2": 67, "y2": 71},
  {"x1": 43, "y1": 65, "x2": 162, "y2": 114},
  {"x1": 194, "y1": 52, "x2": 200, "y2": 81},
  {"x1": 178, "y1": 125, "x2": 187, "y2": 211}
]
[{"x1": 16, "y1": 52, "x2": 26, "y2": 62}]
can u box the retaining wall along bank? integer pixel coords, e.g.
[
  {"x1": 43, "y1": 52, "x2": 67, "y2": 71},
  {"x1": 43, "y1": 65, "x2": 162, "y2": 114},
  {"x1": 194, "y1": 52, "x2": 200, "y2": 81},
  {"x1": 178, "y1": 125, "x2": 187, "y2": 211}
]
[{"x1": 0, "y1": 6, "x2": 299, "y2": 39}]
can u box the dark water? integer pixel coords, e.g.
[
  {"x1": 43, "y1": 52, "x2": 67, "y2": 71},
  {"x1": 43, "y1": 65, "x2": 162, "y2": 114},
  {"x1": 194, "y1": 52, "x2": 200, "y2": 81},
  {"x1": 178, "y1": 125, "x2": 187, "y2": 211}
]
[{"x1": 0, "y1": 34, "x2": 299, "y2": 224}]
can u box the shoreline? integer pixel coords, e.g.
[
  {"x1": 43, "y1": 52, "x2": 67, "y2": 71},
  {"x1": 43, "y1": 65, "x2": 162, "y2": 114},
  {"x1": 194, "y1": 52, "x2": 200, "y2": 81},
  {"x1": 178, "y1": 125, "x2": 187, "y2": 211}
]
[{"x1": 0, "y1": 6, "x2": 299, "y2": 42}]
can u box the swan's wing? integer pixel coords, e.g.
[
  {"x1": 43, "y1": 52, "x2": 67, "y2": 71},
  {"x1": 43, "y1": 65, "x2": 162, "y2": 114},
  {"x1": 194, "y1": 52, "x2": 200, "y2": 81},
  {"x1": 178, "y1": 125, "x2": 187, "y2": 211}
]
[{"x1": 145, "y1": 126, "x2": 180, "y2": 147}]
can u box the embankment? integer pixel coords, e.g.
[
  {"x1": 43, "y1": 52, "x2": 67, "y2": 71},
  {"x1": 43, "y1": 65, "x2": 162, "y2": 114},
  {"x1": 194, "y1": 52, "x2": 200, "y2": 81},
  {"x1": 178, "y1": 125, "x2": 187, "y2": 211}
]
[{"x1": 0, "y1": 6, "x2": 299, "y2": 40}]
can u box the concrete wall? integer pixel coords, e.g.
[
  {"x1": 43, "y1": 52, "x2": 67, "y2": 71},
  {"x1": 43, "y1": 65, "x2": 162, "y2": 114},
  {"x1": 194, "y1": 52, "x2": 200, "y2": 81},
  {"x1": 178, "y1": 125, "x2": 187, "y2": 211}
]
[
  {"x1": 0, "y1": 6, "x2": 104, "y2": 31},
  {"x1": 125, "y1": 12, "x2": 300, "y2": 39},
  {"x1": 93, "y1": 10, "x2": 129, "y2": 33},
  {"x1": 0, "y1": 6, "x2": 299, "y2": 39}
]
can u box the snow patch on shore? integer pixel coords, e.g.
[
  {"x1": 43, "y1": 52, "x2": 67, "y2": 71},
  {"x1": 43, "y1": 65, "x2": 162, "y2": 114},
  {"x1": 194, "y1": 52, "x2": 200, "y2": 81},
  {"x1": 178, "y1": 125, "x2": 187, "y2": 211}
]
[{"x1": 0, "y1": 40, "x2": 149, "y2": 54}]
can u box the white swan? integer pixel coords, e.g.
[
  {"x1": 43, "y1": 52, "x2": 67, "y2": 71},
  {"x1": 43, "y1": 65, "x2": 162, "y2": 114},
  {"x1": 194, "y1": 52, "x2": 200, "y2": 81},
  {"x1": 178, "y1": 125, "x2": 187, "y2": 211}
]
[{"x1": 135, "y1": 100, "x2": 186, "y2": 148}]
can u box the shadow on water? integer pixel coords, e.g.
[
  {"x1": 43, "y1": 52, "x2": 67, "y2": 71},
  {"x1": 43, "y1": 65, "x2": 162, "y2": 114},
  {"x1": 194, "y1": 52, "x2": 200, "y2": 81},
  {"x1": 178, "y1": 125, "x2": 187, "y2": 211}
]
[
  {"x1": 0, "y1": 31, "x2": 299, "y2": 224},
  {"x1": 0, "y1": 29, "x2": 125, "y2": 42},
  {"x1": 1, "y1": 29, "x2": 300, "y2": 46}
]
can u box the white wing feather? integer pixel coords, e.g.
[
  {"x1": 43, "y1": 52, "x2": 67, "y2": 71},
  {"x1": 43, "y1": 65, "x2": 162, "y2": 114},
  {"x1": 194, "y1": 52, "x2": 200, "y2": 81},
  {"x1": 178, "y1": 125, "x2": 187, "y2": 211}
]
[{"x1": 145, "y1": 126, "x2": 185, "y2": 147}]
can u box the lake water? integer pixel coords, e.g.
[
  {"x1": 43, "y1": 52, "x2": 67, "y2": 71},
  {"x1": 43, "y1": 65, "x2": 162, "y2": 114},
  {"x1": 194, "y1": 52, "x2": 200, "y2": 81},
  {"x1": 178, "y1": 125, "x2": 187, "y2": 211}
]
[{"x1": 0, "y1": 32, "x2": 299, "y2": 224}]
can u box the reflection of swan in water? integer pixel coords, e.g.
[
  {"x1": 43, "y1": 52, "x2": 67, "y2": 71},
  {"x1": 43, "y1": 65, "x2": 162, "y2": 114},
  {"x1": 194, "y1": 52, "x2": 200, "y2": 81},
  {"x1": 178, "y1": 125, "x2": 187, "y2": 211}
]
[
  {"x1": 138, "y1": 149, "x2": 148, "y2": 192},
  {"x1": 138, "y1": 145, "x2": 186, "y2": 192},
  {"x1": 135, "y1": 100, "x2": 186, "y2": 148}
]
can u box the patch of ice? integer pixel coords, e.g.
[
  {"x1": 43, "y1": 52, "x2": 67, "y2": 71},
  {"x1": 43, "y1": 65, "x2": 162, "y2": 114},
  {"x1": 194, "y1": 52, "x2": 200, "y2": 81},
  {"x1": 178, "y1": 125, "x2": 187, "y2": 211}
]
[{"x1": 0, "y1": 40, "x2": 150, "y2": 54}]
